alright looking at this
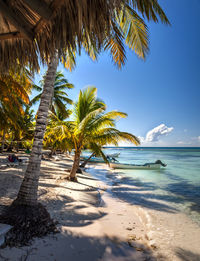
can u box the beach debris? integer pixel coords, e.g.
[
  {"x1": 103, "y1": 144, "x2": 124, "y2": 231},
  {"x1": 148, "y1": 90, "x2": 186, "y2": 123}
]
[
  {"x1": 135, "y1": 247, "x2": 144, "y2": 251},
  {"x1": 127, "y1": 240, "x2": 144, "y2": 252},
  {"x1": 150, "y1": 244, "x2": 157, "y2": 250},
  {"x1": 128, "y1": 234, "x2": 137, "y2": 241},
  {"x1": 0, "y1": 203, "x2": 58, "y2": 247},
  {"x1": 126, "y1": 227, "x2": 132, "y2": 231}
]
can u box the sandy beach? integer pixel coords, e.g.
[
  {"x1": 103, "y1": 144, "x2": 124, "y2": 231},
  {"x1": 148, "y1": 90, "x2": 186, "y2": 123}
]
[
  {"x1": 0, "y1": 154, "x2": 200, "y2": 261},
  {"x1": 87, "y1": 164, "x2": 200, "y2": 261},
  {"x1": 0, "y1": 1, "x2": 199, "y2": 260}
]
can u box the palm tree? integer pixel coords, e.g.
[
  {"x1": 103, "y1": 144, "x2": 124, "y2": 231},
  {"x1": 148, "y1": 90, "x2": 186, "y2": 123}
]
[
  {"x1": 0, "y1": 70, "x2": 32, "y2": 151},
  {"x1": 46, "y1": 87, "x2": 140, "y2": 181},
  {"x1": 31, "y1": 71, "x2": 74, "y2": 116},
  {"x1": 15, "y1": 1, "x2": 169, "y2": 205},
  {"x1": 0, "y1": 54, "x2": 59, "y2": 247},
  {"x1": 70, "y1": 87, "x2": 140, "y2": 180},
  {"x1": 44, "y1": 110, "x2": 73, "y2": 154},
  {"x1": 10, "y1": 105, "x2": 35, "y2": 151},
  {"x1": 14, "y1": 6, "x2": 150, "y2": 206},
  {"x1": 15, "y1": 53, "x2": 59, "y2": 206},
  {"x1": 4, "y1": 1, "x2": 169, "y2": 246}
]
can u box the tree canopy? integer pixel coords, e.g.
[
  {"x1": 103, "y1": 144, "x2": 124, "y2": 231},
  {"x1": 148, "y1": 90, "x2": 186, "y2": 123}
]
[{"x1": 0, "y1": 0, "x2": 169, "y2": 72}]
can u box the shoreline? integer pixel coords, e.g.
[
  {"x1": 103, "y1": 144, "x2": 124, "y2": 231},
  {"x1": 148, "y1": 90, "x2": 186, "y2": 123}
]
[
  {"x1": 0, "y1": 154, "x2": 200, "y2": 260},
  {"x1": 0, "y1": 155, "x2": 156, "y2": 261},
  {"x1": 87, "y1": 163, "x2": 200, "y2": 261}
]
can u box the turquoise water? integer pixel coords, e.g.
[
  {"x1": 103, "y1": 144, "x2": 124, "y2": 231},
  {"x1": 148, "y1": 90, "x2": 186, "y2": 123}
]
[{"x1": 85, "y1": 147, "x2": 200, "y2": 225}]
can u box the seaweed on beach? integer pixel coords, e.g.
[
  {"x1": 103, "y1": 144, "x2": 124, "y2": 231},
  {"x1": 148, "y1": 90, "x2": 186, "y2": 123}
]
[{"x1": 0, "y1": 203, "x2": 58, "y2": 247}]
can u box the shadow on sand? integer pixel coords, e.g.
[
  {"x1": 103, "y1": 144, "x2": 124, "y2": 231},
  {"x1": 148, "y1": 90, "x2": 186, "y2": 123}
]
[
  {"x1": 0, "y1": 164, "x2": 157, "y2": 260},
  {"x1": 87, "y1": 166, "x2": 200, "y2": 217},
  {"x1": 175, "y1": 248, "x2": 200, "y2": 261},
  {"x1": 0, "y1": 231, "x2": 157, "y2": 261}
]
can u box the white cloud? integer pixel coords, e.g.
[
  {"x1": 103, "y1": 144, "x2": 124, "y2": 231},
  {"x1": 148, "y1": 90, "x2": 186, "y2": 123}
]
[
  {"x1": 138, "y1": 136, "x2": 145, "y2": 143},
  {"x1": 145, "y1": 124, "x2": 173, "y2": 142},
  {"x1": 140, "y1": 124, "x2": 174, "y2": 144},
  {"x1": 191, "y1": 136, "x2": 200, "y2": 143},
  {"x1": 177, "y1": 141, "x2": 185, "y2": 145},
  {"x1": 177, "y1": 141, "x2": 191, "y2": 145}
]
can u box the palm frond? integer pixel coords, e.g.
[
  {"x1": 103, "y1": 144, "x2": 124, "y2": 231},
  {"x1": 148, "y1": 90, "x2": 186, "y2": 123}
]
[
  {"x1": 118, "y1": 5, "x2": 149, "y2": 59},
  {"x1": 55, "y1": 95, "x2": 73, "y2": 105},
  {"x1": 116, "y1": 131, "x2": 140, "y2": 145},
  {"x1": 82, "y1": 31, "x2": 100, "y2": 61},
  {"x1": 104, "y1": 22, "x2": 126, "y2": 68},
  {"x1": 30, "y1": 94, "x2": 41, "y2": 105},
  {"x1": 130, "y1": 0, "x2": 170, "y2": 24},
  {"x1": 74, "y1": 87, "x2": 106, "y2": 124},
  {"x1": 62, "y1": 48, "x2": 77, "y2": 72},
  {"x1": 103, "y1": 111, "x2": 127, "y2": 120},
  {"x1": 75, "y1": 107, "x2": 105, "y2": 136},
  {"x1": 53, "y1": 98, "x2": 71, "y2": 117},
  {"x1": 87, "y1": 143, "x2": 109, "y2": 164},
  {"x1": 54, "y1": 83, "x2": 74, "y2": 90},
  {"x1": 32, "y1": 84, "x2": 42, "y2": 92}
]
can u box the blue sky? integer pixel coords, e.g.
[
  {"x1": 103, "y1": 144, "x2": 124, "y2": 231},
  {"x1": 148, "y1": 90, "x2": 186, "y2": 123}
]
[{"x1": 33, "y1": 0, "x2": 200, "y2": 147}]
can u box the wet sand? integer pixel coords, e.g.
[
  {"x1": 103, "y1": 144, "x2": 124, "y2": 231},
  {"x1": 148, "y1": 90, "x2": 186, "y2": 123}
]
[{"x1": 88, "y1": 164, "x2": 200, "y2": 261}]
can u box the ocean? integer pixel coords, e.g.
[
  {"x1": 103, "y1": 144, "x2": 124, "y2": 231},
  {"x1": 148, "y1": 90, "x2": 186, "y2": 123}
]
[{"x1": 84, "y1": 147, "x2": 200, "y2": 226}]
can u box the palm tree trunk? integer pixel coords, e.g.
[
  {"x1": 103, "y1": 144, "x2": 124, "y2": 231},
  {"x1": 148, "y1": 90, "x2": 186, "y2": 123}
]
[
  {"x1": 69, "y1": 150, "x2": 81, "y2": 180},
  {"x1": 14, "y1": 52, "x2": 58, "y2": 206},
  {"x1": 1, "y1": 129, "x2": 5, "y2": 152},
  {"x1": 80, "y1": 152, "x2": 95, "y2": 168}
]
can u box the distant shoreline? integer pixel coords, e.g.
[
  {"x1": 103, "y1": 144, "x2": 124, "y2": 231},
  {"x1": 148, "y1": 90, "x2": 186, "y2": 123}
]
[{"x1": 103, "y1": 146, "x2": 200, "y2": 149}]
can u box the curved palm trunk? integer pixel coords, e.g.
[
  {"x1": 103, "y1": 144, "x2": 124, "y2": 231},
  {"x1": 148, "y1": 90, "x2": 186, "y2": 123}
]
[
  {"x1": 80, "y1": 152, "x2": 95, "y2": 168},
  {"x1": 14, "y1": 53, "x2": 58, "y2": 206},
  {"x1": 69, "y1": 150, "x2": 81, "y2": 180}
]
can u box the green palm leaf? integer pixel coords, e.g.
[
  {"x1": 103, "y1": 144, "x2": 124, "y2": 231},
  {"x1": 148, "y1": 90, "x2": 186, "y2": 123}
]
[
  {"x1": 130, "y1": 0, "x2": 170, "y2": 24},
  {"x1": 118, "y1": 5, "x2": 149, "y2": 59},
  {"x1": 31, "y1": 71, "x2": 74, "y2": 116}
]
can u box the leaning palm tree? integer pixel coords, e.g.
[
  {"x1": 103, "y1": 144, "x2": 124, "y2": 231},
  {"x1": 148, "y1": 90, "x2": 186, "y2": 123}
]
[
  {"x1": 0, "y1": 55, "x2": 60, "y2": 247},
  {"x1": 46, "y1": 87, "x2": 140, "y2": 181},
  {"x1": 31, "y1": 71, "x2": 74, "y2": 115},
  {"x1": 14, "y1": 4, "x2": 152, "y2": 207},
  {"x1": 2, "y1": 1, "x2": 169, "y2": 246},
  {"x1": 69, "y1": 87, "x2": 140, "y2": 180},
  {"x1": 15, "y1": 1, "x2": 169, "y2": 206}
]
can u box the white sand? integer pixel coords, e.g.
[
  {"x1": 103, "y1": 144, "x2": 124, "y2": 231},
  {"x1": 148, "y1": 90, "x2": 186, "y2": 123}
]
[
  {"x1": 142, "y1": 201, "x2": 200, "y2": 261},
  {"x1": 88, "y1": 164, "x2": 200, "y2": 261},
  {"x1": 0, "y1": 155, "x2": 156, "y2": 261},
  {"x1": 0, "y1": 154, "x2": 200, "y2": 260}
]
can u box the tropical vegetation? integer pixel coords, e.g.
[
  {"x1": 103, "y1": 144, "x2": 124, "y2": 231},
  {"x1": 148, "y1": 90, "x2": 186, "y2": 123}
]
[
  {"x1": 15, "y1": 0, "x2": 169, "y2": 211},
  {"x1": 0, "y1": 0, "x2": 170, "y2": 246},
  {"x1": 45, "y1": 87, "x2": 140, "y2": 181},
  {"x1": 0, "y1": 69, "x2": 33, "y2": 151},
  {"x1": 31, "y1": 71, "x2": 74, "y2": 116}
]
